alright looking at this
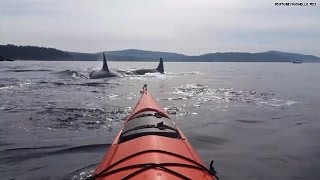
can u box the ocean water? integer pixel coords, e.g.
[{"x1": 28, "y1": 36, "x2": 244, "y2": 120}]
[{"x1": 0, "y1": 61, "x2": 320, "y2": 180}]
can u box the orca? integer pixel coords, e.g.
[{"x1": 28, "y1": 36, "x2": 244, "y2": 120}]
[
  {"x1": 131, "y1": 58, "x2": 164, "y2": 75},
  {"x1": 89, "y1": 53, "x2": 121, "y2": 79}
]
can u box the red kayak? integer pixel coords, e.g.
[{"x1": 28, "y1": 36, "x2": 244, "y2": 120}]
[{"x1": 89, "y1": 85, "x2": 218, "y2": 180}]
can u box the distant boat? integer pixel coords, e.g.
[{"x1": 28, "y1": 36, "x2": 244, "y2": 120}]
[{"x1": 292, "y1": 60, "x2": 302, "y2": 64}]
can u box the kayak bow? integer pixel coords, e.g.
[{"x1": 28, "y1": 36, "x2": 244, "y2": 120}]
[{"x1": 89, "y1": 84, "x2": 218, "y2": 180}]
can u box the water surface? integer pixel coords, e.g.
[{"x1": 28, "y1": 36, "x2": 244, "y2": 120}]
[{"x1": 1, "y1": 61, "x2": 320, "y2": 180}]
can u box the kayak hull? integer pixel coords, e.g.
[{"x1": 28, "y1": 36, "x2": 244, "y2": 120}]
[{"x1": 95, "y1": 136, "x2": 214, "y2": 179}]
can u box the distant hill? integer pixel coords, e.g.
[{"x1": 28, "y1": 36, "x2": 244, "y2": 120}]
[
  {"x1": 68, "y1": 52, "x2": 99, "y2": 61},
  {"x1": 103, "y1": 49, "x2": 320, "y2": 62},
  {"x1": 104, "y1": 49, "x2": 187, "y2": 61},
  {"x1": 194, "y1": 51, "x2": 320, "y2": 62},
  {"x1": 1, "y1": 44, "x2": 320, "y2": 62},
  {"x1": 264, "y1": 51, "x2": 320, "y2": 62},
  {"x1": 0, "y1": 44, "x2": 72, "y2": 60}
]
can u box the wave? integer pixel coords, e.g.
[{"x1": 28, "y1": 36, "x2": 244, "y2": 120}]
[
  {"x1": 54, "y1": 69, "x2": 88, "y2": 79},
  {"x1": 236, "y1": 120, "x2": 263, "y2": 124},
  {"x1": 4, "y1": 69, "x2": 52, "y2": 72},
  {"x1": 38, "y1": 81, "x2": 120, "y2": 87},
  {"x1": 164, "y1": 106, "x2": 188, "y2": 117},
  {"x1": 258, "y1": 99, "x2": 298, "y2": 107},
  {"x1": 168, "y1": 84, "x2": 298, "y2": 108},
  {"x1": 165, "y1": 71, "x2": 204, "y2": 76},
  {"x1": 121, "y1": 71, "x2": 202, "y2": 81},
  {"x1": 122, "y1": 72, "x2": 166, "y2": 81},
  {"x1": 51, "y1": 143, "x2": 110, "y2": 154},
  {"x1": 30, "y1": 107, "x2": 132, "y2": 130},
  {"x1": 0, "y1": 80, "x2": 120, "y2": 91},
  {"x1": 4, "y1": 145, "x2": 68, "y2": 152},
  {"x1": 0, "y1": 82, "x2": 33, "y2": 90},
  {"x1": 68, "y1": 164, "x2": 97, "y2": 180},
  {"x1": 1, "y1": 143, "x2": 110, "y2": 164}
]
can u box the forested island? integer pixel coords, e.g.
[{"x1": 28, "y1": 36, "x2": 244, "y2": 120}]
[
  {"x1": 0, "y1": 56, "x2": 14, "y2": 61},
  {"x1": 0, "y1": 44, "x2": 72, "y2": 60},
  {"x1": 1, "y1": 44, "x2": 320, "y2": 62}
]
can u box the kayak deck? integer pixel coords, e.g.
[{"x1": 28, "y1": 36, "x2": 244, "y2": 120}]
[
  {"x1": 90, "y1": 85, "x2": 218, "y2": 180},
  {"x1": 119, "y1": 111, "x2": 180, "y2": 143}
]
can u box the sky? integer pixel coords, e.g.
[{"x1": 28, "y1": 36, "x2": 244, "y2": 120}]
[{"x1": 0, "y1": 0, "x2": 319, "y2": 56}]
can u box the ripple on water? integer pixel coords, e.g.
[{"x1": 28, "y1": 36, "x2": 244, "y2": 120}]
[
  {"x1": 69, "y1": 164, "x2": 96, "y2": 180},
  {"x1": 4, "y1": 69, "x2": 53, "y2": 72},
  {"x1": 170, "y1": 84, "x2": 298, "y2": 108},
  {"x1": 0, "y1": 82, "x2": 34, "y2": 91},
  {"x1": 164, "y1": 106, "x2": 188, "y2": 117},
  {"x1": 29, "y1": 107, "x2": 132, "y2": 130},
  {"x1": 236, "y1": 120, "x2": 264, "y2": 124}
]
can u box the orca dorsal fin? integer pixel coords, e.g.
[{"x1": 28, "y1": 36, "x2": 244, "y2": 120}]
[
  {"x1": 156, "y1": 57, "x2": 164, "y2": 73},
  {"x1": 102, "y1": 53, "x2": 109, "y2": 72}
]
